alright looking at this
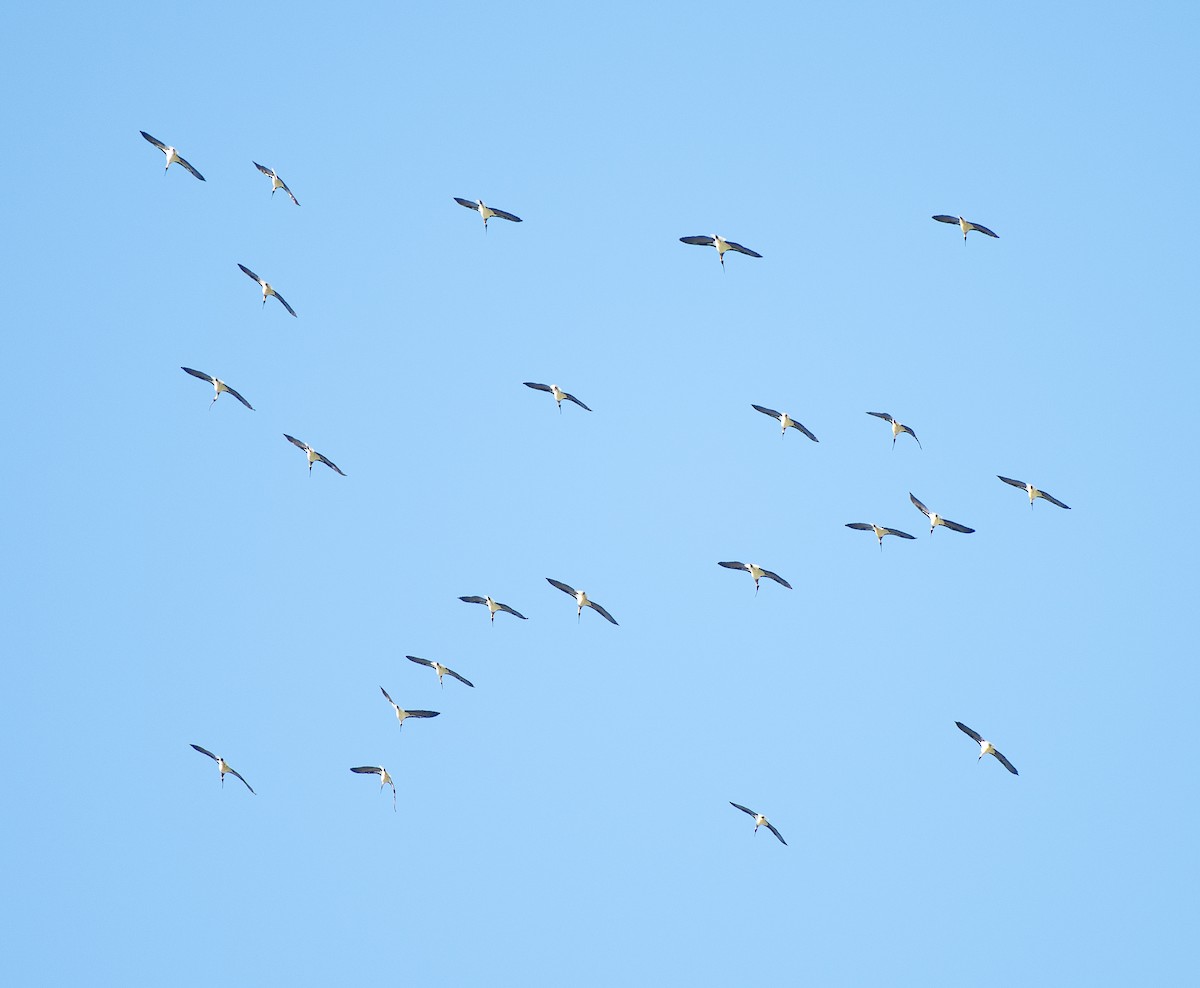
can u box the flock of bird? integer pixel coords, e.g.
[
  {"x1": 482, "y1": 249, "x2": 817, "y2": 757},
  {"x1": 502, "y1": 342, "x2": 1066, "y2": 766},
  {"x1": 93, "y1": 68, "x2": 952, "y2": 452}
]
[{"x1": 155, "y1": 127, "x2": 1070, "y2": 842}]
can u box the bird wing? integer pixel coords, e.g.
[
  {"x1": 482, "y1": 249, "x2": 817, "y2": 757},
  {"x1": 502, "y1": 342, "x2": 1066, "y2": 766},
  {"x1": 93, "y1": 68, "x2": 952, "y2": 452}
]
[
  {"x1": 761, "y1": 570, "x2": 793, "y2": 589},
  {"x1": 278, "y1": 181, "x2": 299, "y2": 206},
  {"x1": 955, "y1": 722, "x2": 983, "y2": 743},
  {"x1": 190, "y1": 744, "x2": 218, "y2": 761},
  {"x1": 227, "y1": 766, "x2": 255, "y2": 794},
  {"x1": 350, "y1": 766, "x2": 383, "y2": 776},
  {"x1": 789, "y1": 420, "x2": 819, "y2": 442},
  {"x1": 931, "y1": 215, "x2": 959, "y2": 225},
  {"x1": 1039, "y1": 491, "x2": 1071, "y2": 510},
  {"x1": 766, "y1": 822, "x2": 787, "y2": 845},
  {"x1": 406, "y1": 710, "x2": 440, "y2": 719},
  {"x1": 272, "y1": 291, "x2": 298, "y2": 317},
  {"x1": 380, "y1": 686, "x2": 397, "y2": 706},
  {"x1": 867, "y1": 411, "x2": 895, "y2": 424},
  {"x1": 725, "y1": 241, "x2": 761, "y2": 258},
  {"x1": 969, "y1": 221, "x2": 999, "y2": 238},
  {"x1": 751, "y1": 404, "x2": 782, "y2": 421},
  {"x1": 238, "y1": 263, "x2": 262, "y2": 284},
  {"x1": 940, "y1": 519, "x2": 975, "y2": 534},
  {"x1": 909, "y1": 494, "x2": 931, "y2": 518},
  {"x1": 446, "y1": 667, "x2": 475, "y2": 688},
  {"x1": 547, "y1": 578, "x2": 577, "y2": 597},
  {"x1": 175, "y1": 154, "x2": 205, "y2": 181},
  {"x1": 997, "y1": 476, "x2": 1027, "y2": 490},
  {"x1": 899, "y1": 424, "x2": 921, "y2": 447},
  {"x1": 253, "y1": 161, "x2": 273, "y2": 177},
  {"x1": 993, "y1": 750, "x2": 1019, "y2": 775},
  {"x1": 680, "y1": 236, "x2": 715, "y2": 246},
  {"x1": 406, "y1": 655, "x2": 434, "y2": 669},
  {"x1": 181, "y1": 366, "x2": 214, "y2": 384},
  {"x1": 563, "y1": 392, "x2": 592, "y2": 412},
  {"x1": 524, "y1": 382, "x2": 552, "y2": 393},
  {"x1": 141, "y1": 131, "x2": 167, "y2": 151},
  {"x1": 489, "y1": 207, "x2": 522, "y2": 223},
  {"x1": 223, "y1": 385, "x2": 254, "y2": 410},
  {"x1": 587, "y1": 600, "x2": 619, "y2": 625},
  {"x1": 283, "y1": 434, "x2": 309, "y2": 453},
  {"x1": 497, "y1": 602, "x2": 528, "y2": 620},
  {"x1": 883, "y1": 528, "x2": 916, "y2": 540},
  {"x1": 459, "y1": 596, "x2": 487, "y2": 605},
  {"x1": 718, "y1": 561, "x2": 748, "y2": 572},
  {"x1": 454, "y1": 197, "x2": 480, "y2": 211},
  {"x1": 729, "y1": 802, "x2": 757, "y2": 818},
  {"x1": 315, "y1": 451, "x2": 345, "y2": 476},
  {"x1": 846, "y1": 523, "x2": 874, "y2": 531}
]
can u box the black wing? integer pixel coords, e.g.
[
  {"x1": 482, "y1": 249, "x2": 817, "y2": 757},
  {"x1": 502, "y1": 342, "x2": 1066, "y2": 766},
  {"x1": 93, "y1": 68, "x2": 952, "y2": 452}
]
[
  {"x1": 955, "y1": 722, "x2": 983, "y2": 743},
  {"x1": 790, "y1": 420, "x2": 819, "y2": 442},
  {"x1": 272, "y1": 291, "x2": 298, "y2": 318},
  {"x1": 587, "y1": 600, "x2": 619, "y2": 626},
  {"x1": 969, "y1": 221, "x2": 999, "y2": 238},
  {"x1": 314, "y1": 452, "x2": 346, "y2": 476},
  {"x1": 931, "y1": 215, "x2": 959, "y2": 225},
  {"x1": 547, "y1": 578, "x2": 577, "y2": 597},
  {"x1": 524, "y1": 382, "x2": 552, "y2": 393},
  {"x1": 223, "y1": 385, "x2": 254, "y2": 410},
  {"x1": 141, "y1": 131, "x2": 167, "y2": 151},
  {"x1": 238, "y1": 263, "x2": 262, "y2": 284},
  {"x1": 898, "y1": 424, "x2": 921, "y2": 448},
  {"x1": 406, "y1": 655, "x2": 434, "y2": 669},
  {"x1": 909, "y1": 493, "x2": 931, "y2": 518},
  {"x1": 459, "y1": 596, "x2": 488, "y2": 605},
  {"x1": 751, "y1": 404, "x2": 782, "y2": 421},
  {"x1": 846, "y1": 523, "x2": 874, "y2": 531},
  {"x1": 446, "y1": 668, "x2": 475, "y2": 688},
  {"x1": 867, "y1": 411, "x2": 895, "y2": 423},
  {"x1": 725, "y1": 241, "x2": 761, "y2": 258},
  {"x1": 253, "y1": 161, "x2": 273, "y2": 177},
  {"x1": 350, "y1": 766, "x2": 383, "y2": 776},
  {"x1": 497, "y1": 602, "x2": 528, "y2": 620},
  {"x1": 883, "y1": 528, "x2": 916, "y2": 540},
  {"x1": 175, "y1": 154, "x2": 205, "y2": 181},
  {"x1": 997, "y1": 476, "x2": 1027, "y2": 490},
  {"x1": 454, "y1": 197, "x2": 480, "y2": 211},
  {"x1": 490, "y1": 207, "x2": 522, "y2": 223},
  {"x1": 563, "y1": 393, "x2": 592, "y2": 412},
  {"x1": 190, "y1": 744, "x2": 218, "y2": 762},
  {"x1": 181, "y1": 366, "x2": 214, "y2": 384},
  {"x1": 993, "y1": 750, "x2": 1019, "y2": 775},
  {"x1": 718, "y1": 561, "x2": 748, "y2": 571},
  {"x1": 226, "y1": 766, "x2": 255, "y2": 794},
  {"x1": 406, "y1": 710, "x2": 440, "y2": 719},
  {"x1": 730, "y1": 802, "x2": 757, "y2": 818},
  {"x1": 1039, "y1": 491, "x2": 1071, "y2": 510},
  {"x1": 380, "y1": 686, "x2": 397, "y2": 707},
  {"x1": 765, "y1": 822, "x2": 787, "y2": 845},
  {"x1": 761, "y1": 570, "x2": 792, "y2": 589},
  {"x1": 283, "y1": 434, "x2": 309, "y2": 452},
  {"x1": 941, "y1": 519, "x2": 975, "y2": 534},
  {"x1": 680, "y1": 236, "x2": 715, "y2": 246}
]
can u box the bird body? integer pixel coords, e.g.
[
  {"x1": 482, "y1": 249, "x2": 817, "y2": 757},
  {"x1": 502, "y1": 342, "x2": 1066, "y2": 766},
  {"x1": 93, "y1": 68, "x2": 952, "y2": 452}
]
[
  {"x1": 956, "y1": 722, "x2": 1018, "y2": 775},
  {"x1": 190, "y1": 744, "x2": 255, "y2": 794},
  {"x1": 524, "y1": 382, "x2": 591, "y2": 413},
  {"x1": 283, "y1": 434, "x2": 346, "y2": 476},
  {"x1": 845, "y1": 522, "x2": 916, "y2": 549},
  {"x1": 379, "y1": 687, "x2": 439, "y2": 729},
  {"x1": 454, "y1": 197, "x2": 522, "y2": 230},
  {"x1": 867, "y1": 412, "x2": 921, "y2": 449},
  {"x1": 253, "y1": 162, "x2": 299, "y2": 205},
  {"x1": 181, "y1": 367, "x2": 253, "y2": 410},
  {"x1": 717, "y1": 561, "x2": 792, "y2": 594},
  {"x1": 406, "y1": 655, "x2": 474, "y2": 689},
  {"x1": 140, "y1": 131, "x2": 205, "y2": 180},
  {"x1": 679, "y1": 234, "x2": 762, "y2": 268},
  {"x1": 751, "y1": 405, "x2": 818, "y2": 442},
  {"x1": 729, "y1": 802, "x2": 786, "y2": 844},
  {"x1": 238, "y1": 264, "x2": 297, "y2": 317},
  {"x1": 459, "y1": 595, "x2": 527, "y2": 623},
  {"x1": 997, "y1": 476, "x2": 1070, "y2": 510},
  {"x1": 910, "y1": 493, "x2": 974, "y2": 535},
  {"x1": 351, "y1": 765, "x2": 396, "y2": 810},
  {"x1": 932, "y1": 214, "x2": 998, "y2": 241},
  {"x1": 546, "y1": 578, "x2": 618, "y2": 625}
]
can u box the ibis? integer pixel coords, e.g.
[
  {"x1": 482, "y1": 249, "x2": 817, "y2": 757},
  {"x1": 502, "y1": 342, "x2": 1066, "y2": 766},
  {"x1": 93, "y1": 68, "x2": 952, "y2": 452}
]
[
  {"x1": 283, "y1": 434, "x2": 346, "y2": 476},
  {"x1": 932, "y1": 215, "x2": 998, "y2": 241},
  {"x1": 845, "y1": 523, "x2": 916, "y2": 550},
  {"x1": 453, "y1": 197, "x2": 522, "y2": 231},
  {"x1": 524, "y1": 382, "x2": 591, "y2": 413},
  {"x1": 379, "y1": 687, "x2": 439, "y2": 730},
  {"x1": 867, "y1": 412, "x2": 921, "y2": 449},
  {"x1": 909, "y1": 493, "x2": 974, "y2": 535},
  {"x1": 546, "y1": 578, "x2": 618, "y2": 625},
  {"x1": 238, "y1": 263, "x2": 297, "y2": 317},
  {"x1": 253, "y1": 162, "x2": 299, "y2": 205},
  {"x1": 406, "y1": 655, "x2": 474, "y2": 690},
  {"x1": 717, "y1": 561, "x2": 792, "y2": 594},
  {"x1": 729, "y1": 802, "x2": 786, "y2": 845},
  {"x1": 679, "y1": 234, "x2": 762, "y2": 269},
  {"x1": 955, "y1": 722, "x2": 1018, "y2": 775},
  {"x1": 181, "y1": 366, "x2": 254, "y2": 410},
  {"x1": 140, "y1": 131, "x2": 205, "y2": 181},
  {"x1": 997, "y1": 476, "x2": 1070, "y2": 510},
  {"x1": 350, "y1": 766, "x2": 397, "y2": 811},
  {"x1": 459, "y1": 595, "x2": 527, "y2": 623},
  {"x1": 751, "y1": 404, "x2": 818, "y2": 442},
  {"x1": 190, "y1": 744, "x2": 255, "y2": 794}
]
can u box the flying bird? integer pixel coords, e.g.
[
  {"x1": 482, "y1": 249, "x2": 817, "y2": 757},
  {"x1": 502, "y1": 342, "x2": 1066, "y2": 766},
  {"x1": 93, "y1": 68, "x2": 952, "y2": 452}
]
[
  {"x1": 253, "y1": 162, "x2": 299, "y2": 205},
  {"x1": 909, "y1": 493, "x2": 974, "y2": 535},
  {"x1": 350, "y1": 766, "x2": 396, "y2": 811},
  {"x1": 524, "y1": 382, "x2": 592, "y2": 413},
  {"x1": 283, "y1": 434, "x2": 346, "y2": 476},
  {"x1": 238, "y1": 264, "x2": 297, "y2": 317},
  {"x1": 546, "y1": 578, "x2": 618, "y2": 625},
  {"x1": 459, "y1": 595, "x2": 527, "y2": 623},
  {"x1": 751, "y1": 405, "x2": 818, "y2": 442},
  {"x1": 181, "y1": 367, "x2": 254, "y2": 410},
  {"x1": 454, "y1": 197, "x2": 522, "y2": 231},
  {"x1": 679, "y1": 234, "x2": 762, "y2": 269},
  {"x1": 190, "y1": 744, "x2": 255, "y2": 794},
  {"x1": 955, "y1": 722, "x2": 1018, "y2": 775},
  {"x1": 717, "y1": 561, "x2": 792, "y2": 594},
  {"x1": 406, "y1": 655, "x2": 474, "y2": 689},
  {"x1": 845, "y1": 523, "x2": 917, "y2": 550},
  {"x1": 867, "y1": 412, "x2": 921, "y2": 449},
  {"x1": 140, "y1": 131, "x2": 205, "y2": 181},
  {"x1": 932, "y1": 214, "x2": 998, "y2": 241},
  {"x1": 379, "y1": 687, "x2": 439, "y2": 730},
  {"x1": 729, "y1": 802, "x2": 786, "y2": 845},
  {"x1": 997, "y1": 476, "x2": 1070, "y2": 510}
]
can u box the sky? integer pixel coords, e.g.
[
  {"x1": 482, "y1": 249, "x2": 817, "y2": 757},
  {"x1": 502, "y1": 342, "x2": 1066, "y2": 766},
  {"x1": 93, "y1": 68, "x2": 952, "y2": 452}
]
[{"x1": 1, "y1": 1, "x2": 1197, "y2": 984}]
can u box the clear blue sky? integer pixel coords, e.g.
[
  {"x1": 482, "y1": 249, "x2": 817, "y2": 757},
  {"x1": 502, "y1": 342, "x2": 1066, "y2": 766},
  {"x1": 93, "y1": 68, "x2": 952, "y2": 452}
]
[{"x1": 2, "y1": 2, "x2": 1196, "y2": 984}]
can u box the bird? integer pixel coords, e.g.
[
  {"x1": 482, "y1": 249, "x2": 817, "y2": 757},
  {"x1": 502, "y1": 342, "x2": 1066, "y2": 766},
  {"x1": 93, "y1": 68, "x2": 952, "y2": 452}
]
[
  {"x1": 909, "y1": 493, "x2": 975, "y2": 535},
  {"x1": 717, "y1": 561, "x2": 792, "y2": 594},
  {"x1": 253, "y1": 162, "x2": 299, "y2": 206},
  {"x1": 180, "y1": 367, "x2": 254, "y2": 410},
  {"x1": 140, "y1": 131, "x2": 205, "y2": 181},
  {"x1": 845, "y1": 523, "x2": 917, "y2": 550},
  {"x1": 283, "y1": 434, "x2": 346, "y2": 476},
  {"x1": 406, "y1": 655, "x2": 474, "y2": 689},
  {"x1": 350, "y1": 766, "x2": 396, "y2": 811},
  {"x1": 679, "y1": 234, "x2": 762, "y2": 269},
  {"x1": 190, "y1": 744, "x2": 255, "y2": 794},
  {"x1": 866, "y1": 412, "x2": 921, "y2": 449},
  {"x1": 932, "y1": 214, "x2": 998, "y2": 241},
  {"x1": 997, "y1": 476, "x2": 1070, "y2": 510},
  {"x1": 238, "y1": 264, "x2": 297, "y2": 317},
  {"x1": 453, "y1": 197, "x2": 522, "y2": 231},
  {"x1": 379, "y1": 687, "x2": 439, "y2": 730},
  {"x1": 546, "y1": 578, "x2": 618, "y2": 625},
  {"x1": 751, "y1": 405, "x2": 818, "y2": 442},
  {"x1": 955, "y1": 722, "x2": 1018, "y2": 775},
  {"x1": 458, "y1": 595, "x2": 527, "y2": 623},
  {"x1": 729, "y1": 802, "x2": 786, "y2": 845},
  {"x1": 524, "y1": 382, "x2": 592, "y2": 413}
]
